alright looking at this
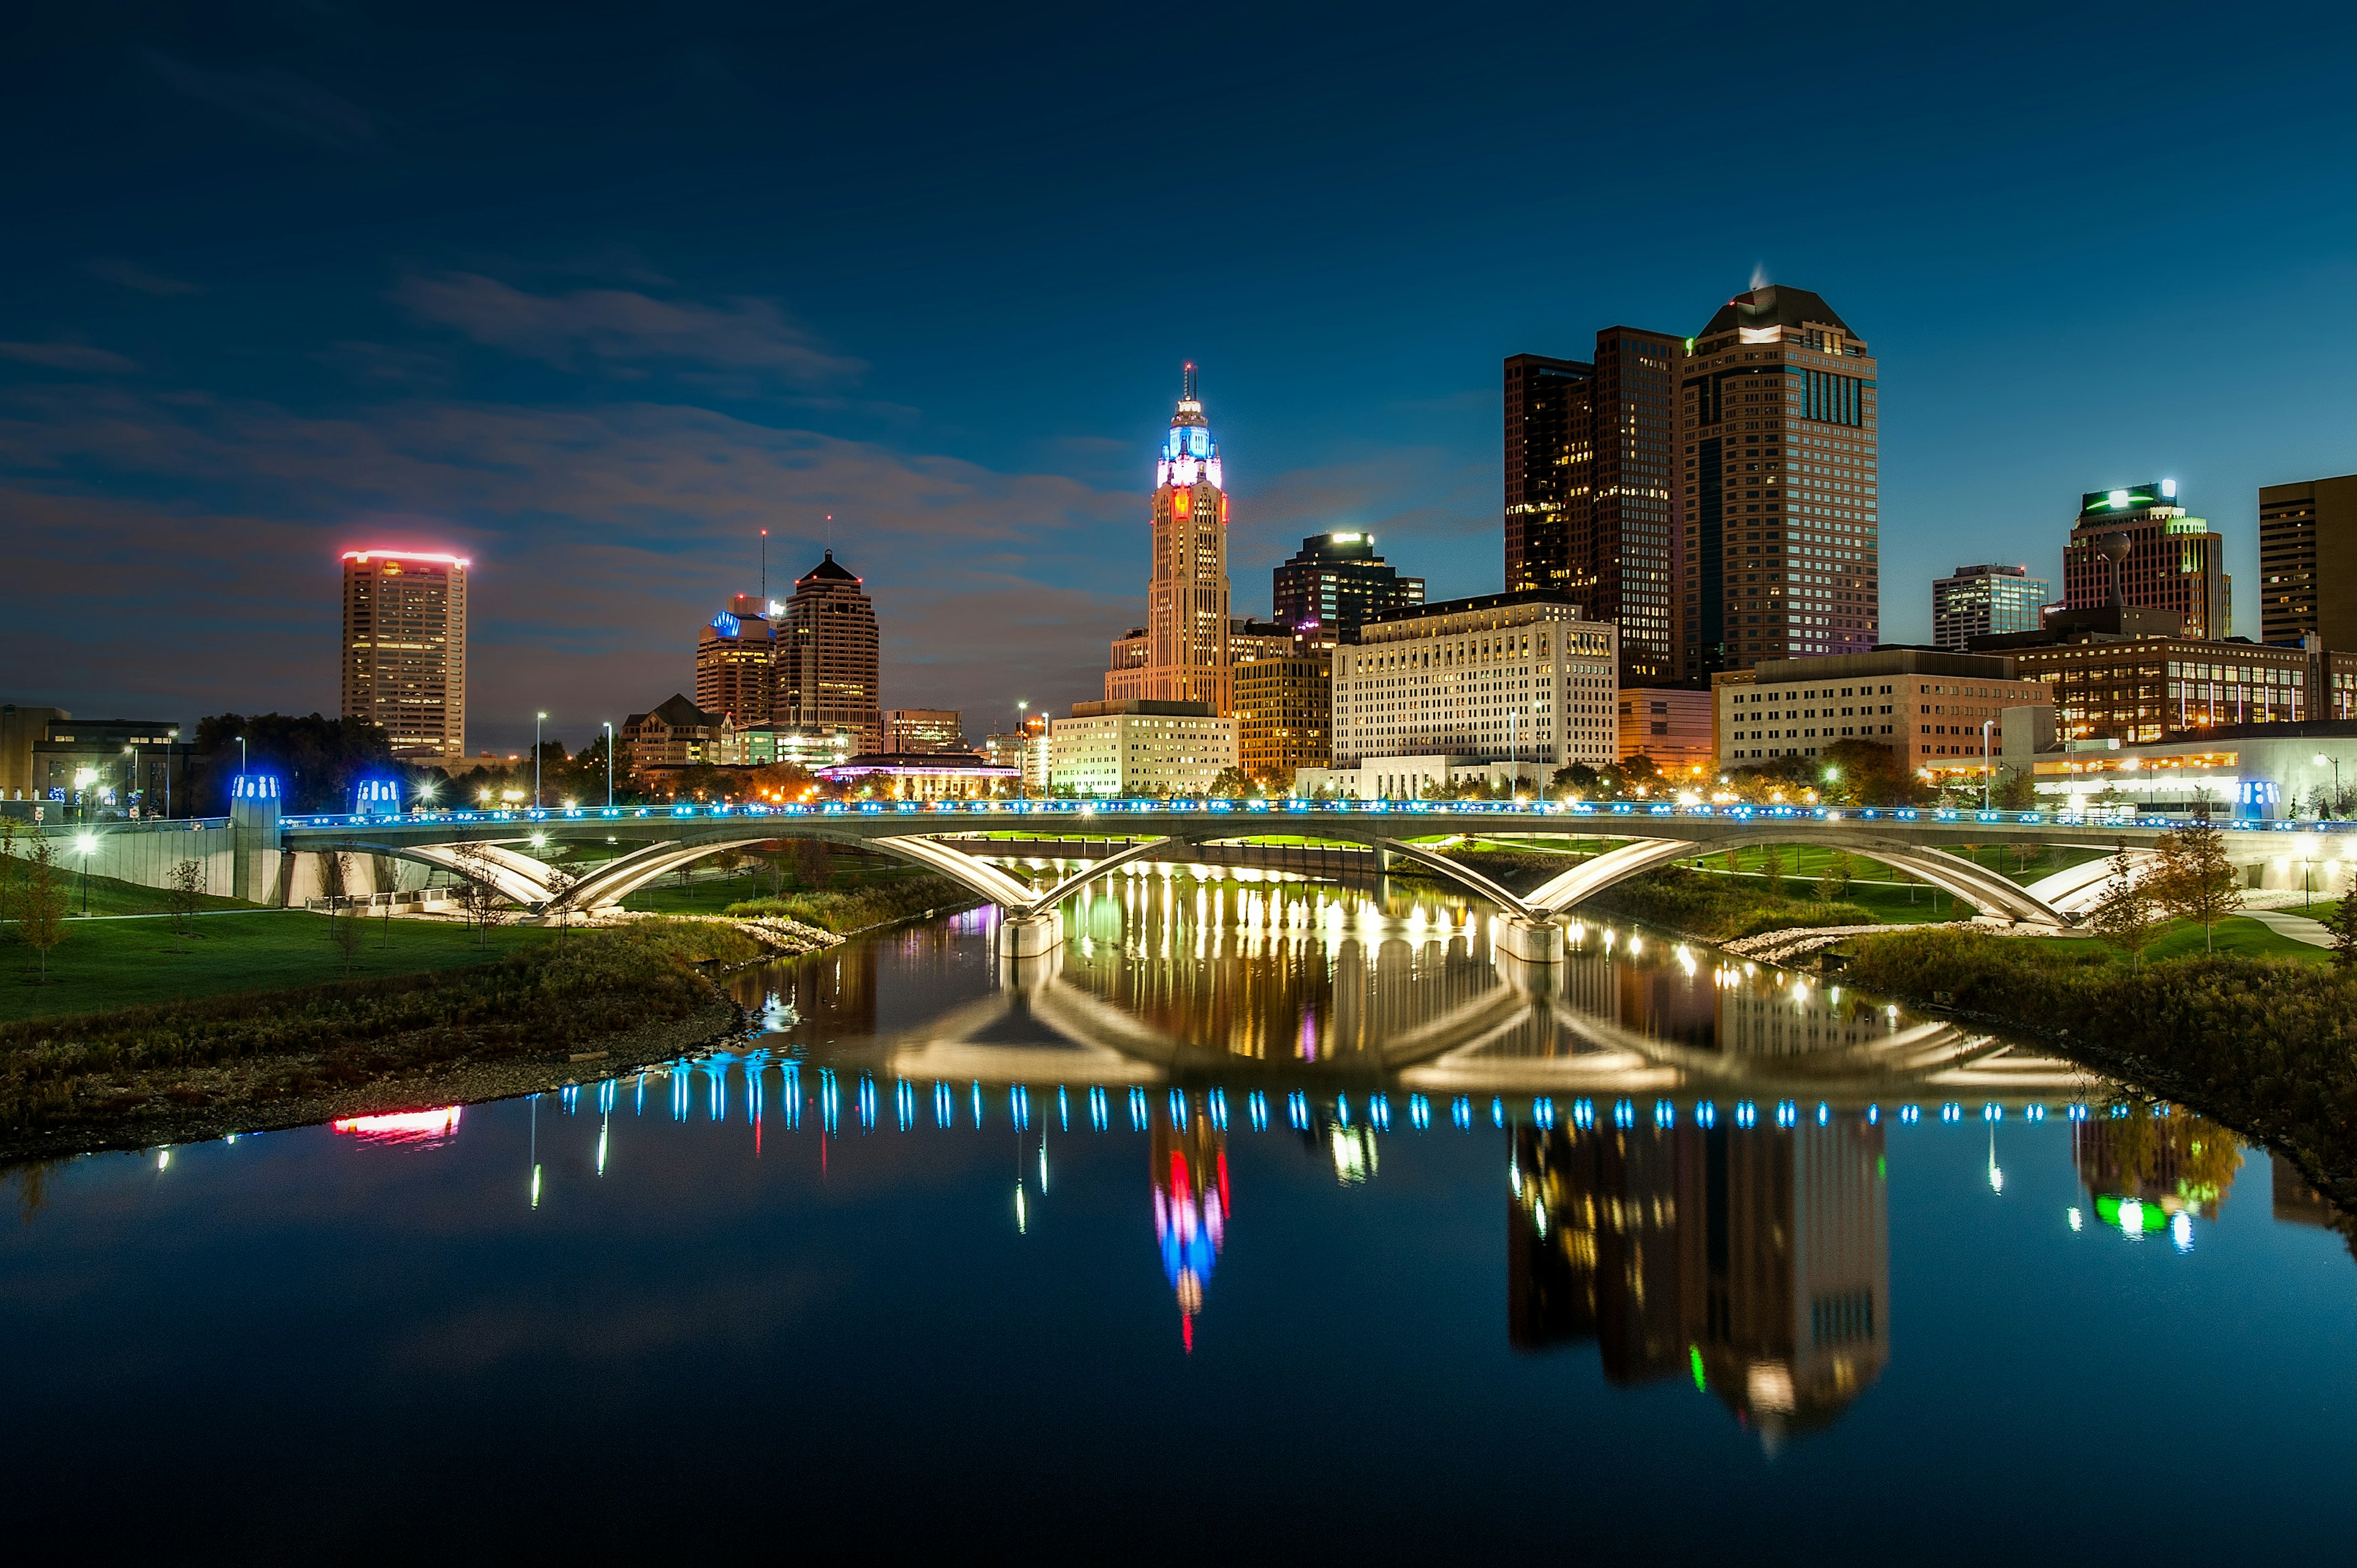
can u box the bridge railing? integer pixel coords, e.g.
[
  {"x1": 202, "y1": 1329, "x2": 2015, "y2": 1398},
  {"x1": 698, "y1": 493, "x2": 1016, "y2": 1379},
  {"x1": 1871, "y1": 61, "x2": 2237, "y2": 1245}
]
[{"x1": 275, "y1": 799, "x2": 2357, "y2": 835}]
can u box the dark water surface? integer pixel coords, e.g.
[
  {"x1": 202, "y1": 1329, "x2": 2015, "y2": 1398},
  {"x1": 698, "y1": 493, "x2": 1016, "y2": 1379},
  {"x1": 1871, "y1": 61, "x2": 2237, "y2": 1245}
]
[{"x1": 3, "y1": 876, "x2": 2352, "y2": 1562}]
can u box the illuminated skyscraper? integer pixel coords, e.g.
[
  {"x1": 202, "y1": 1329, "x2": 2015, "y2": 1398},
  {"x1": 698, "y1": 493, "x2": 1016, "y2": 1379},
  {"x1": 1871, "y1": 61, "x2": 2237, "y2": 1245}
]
[
  {"x1": 1505, "y1": 331, "x2": 1683, "y2": 684},
  {"x1": 780, "y1": 550, "x2": 883, "y2": 752},
  {"x1": 2064, "y1": 482, "x2": 2229, "y2": 639},
  {"x1": 1272, "y1": 532, "x2": 1423, "y2": 643},
  {"x1": 695, "y1": 594, "x2": 775, "y2": 724},
  {"x1": 2259, "y1": 473, "x2": 2357, "y2": 648},
  {"x1": 1107, "y1": 365, "x2": 1232, "y2": 712},
  {"x1": 1679, "y1": 286, "x2": 1879, "y2": 673},
  {"x1": 339, "y1": 549, "x2": 467, "y2": 761}
]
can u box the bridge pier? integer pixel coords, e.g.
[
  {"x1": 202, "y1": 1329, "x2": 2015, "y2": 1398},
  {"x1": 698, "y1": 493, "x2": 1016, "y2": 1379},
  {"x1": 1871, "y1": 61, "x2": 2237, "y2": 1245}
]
[
  {"x1": 997, "y1": 908, "x2": 1064, "y2": 960},
  {"x1": 1495, "y1": 915, "x2": 1565, "y2": 964}
]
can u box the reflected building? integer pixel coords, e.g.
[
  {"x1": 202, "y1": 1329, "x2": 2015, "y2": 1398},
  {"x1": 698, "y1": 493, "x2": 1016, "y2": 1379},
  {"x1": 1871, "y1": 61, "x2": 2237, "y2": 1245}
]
[
  {"x1": 1152, "y1": 1099, "x2": 1228, "y2": 1352},
  {"x1": 1511, "y1": 1116, "x2": 1889, "y2": 1443},
  {"x1": 2270, "y1": 1154, "x2": 2357, "y2": 1264}
]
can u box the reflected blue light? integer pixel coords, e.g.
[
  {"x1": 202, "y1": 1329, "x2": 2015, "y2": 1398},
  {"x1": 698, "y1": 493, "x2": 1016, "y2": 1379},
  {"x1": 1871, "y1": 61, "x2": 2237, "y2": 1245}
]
[
  {"x1": 972, "y1": 1080, "x2": 984, "y2": 1129},
  {"x1": 1612, "y1": 1098, "x2": 1635, "y2": 1130},
  {"x1": 2026, "y1": 1104, "x2": 2046, "y2": 1122},
  {"x1": 1983, "y1": 1102, "x2": 2002, "y2": 1122},
  {"x1": 896, "y1": 1078, "x2": 914, "y2": 1131},
  {"x1": 1337, "y1": 1093, "x2": 1352, "y2": 1129},
  {"x1": 1409, "y1": 1094, "x2": 1430, "y2": 1131},
  {"x1": 1941, "y1": 1102, "x2": 1962, "y2": 1123},
  {"x1": 1697, "y1": 1100, "x2": 1717, "y2": 1129},
  {"x1": 935, "y1": 1080, "x2": 953, "y2": 1128},
  {"x1": 597, "y1": 1079, "x2": 616, "y2": 1115},
  {"x1": 1013, "y1": 1084, "x2": 1030, "y2": 1131},
  {"x1": 1089, "y1": 1084, "x2": 1109, "y2": 1132},
  {"x1": 1865, "y1": 1103, "x2": 1879, "y2": 1124},
  {"x1": 857, "y1": 1075, "x2": 875, "y2": 1132},
  {"x1": 562, "y1": 1084, "x2": 579, "y2": 1116},
  {"x1": 2069, "y1": 1102, "x2": 2089, "y2": 1121},
  {"x1": 1775, "y1": 1100, "x2": 1796, "y2": 1129},
  {"x1": 784, "y1": 1063, "x2": 802, "y2": 1131},
  {"x1": 1735, "y1": 1101, "x2": 1757, "y2": 1129},
  {"x1": 1209, "y1": 1087, "x2": 1229, "y2": 1131},
  {"x1": 1058, "y1": 1085, "x2": 1069, "y2": 1132},
  {"x1": 1248, "y1": 1089, "x2": 1269, "y2": 1132},
  {"x1": 820, "y1": 1068, "x2": 838, "y2": 1136},
  {"x1": 1452, "y1": 1096, "x2": 1473, "y2": 1131},
  {"x1": 1900, "y1": 1103, "x2": 1921, "y2": 1125},
  {"x1": 1654, "y1": 1098, "x2": 1676, "y2": 1128},
  {"x1": 1815, "y1": 1102, "x2": 1830, "y2": 1126},
  {"x1": 635, "y1": 1073, "x2": 645, "y2": 1116},
  {"x1": 1490, "y1": 1097, "x2": 1504, "y2": 1129},
  {"x1": 1168, "y1": 1088, "x2": 1188, "y2": 1130},
  {"x1": 1288, "y1": 1090, "x2": 1309, "y2": 1132},
  {"x1": 1131, "y1": 1086, "x2": 1149, "y2": 1131},
  {"x1": 1370, "y1": 1094, "x2": 1390, "y2": 1132}
]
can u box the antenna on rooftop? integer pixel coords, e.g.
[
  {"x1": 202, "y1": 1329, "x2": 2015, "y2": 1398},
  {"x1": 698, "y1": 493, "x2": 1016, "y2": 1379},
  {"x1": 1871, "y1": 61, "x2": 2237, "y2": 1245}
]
[{"x1": 759, "y1": 527, "x2": 767, "y2": 604}]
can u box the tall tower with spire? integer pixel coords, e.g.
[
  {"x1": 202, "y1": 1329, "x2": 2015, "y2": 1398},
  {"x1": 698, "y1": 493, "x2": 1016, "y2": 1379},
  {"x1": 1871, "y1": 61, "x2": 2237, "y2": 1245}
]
[{"x1": 1108, "y1": 364, "x2": 1233, "y2": 710}]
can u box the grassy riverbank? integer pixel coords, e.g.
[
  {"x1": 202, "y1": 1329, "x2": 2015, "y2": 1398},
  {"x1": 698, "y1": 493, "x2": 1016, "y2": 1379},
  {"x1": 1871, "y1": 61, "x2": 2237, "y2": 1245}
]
[
  {"x1": 1842, "y1": 927, "x2": 2357, "y2": 1207},
  {"x1": 723, "y1": 873, "x2": 975, "y2": 933},
  {"x1": 0, "y1": 918, "x2": 764, "y2": 1160}
]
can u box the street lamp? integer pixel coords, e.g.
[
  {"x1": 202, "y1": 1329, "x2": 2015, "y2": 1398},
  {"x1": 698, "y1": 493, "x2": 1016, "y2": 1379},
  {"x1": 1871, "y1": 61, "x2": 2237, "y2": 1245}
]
[
  {"x1": 1981, "y1": 719, "x2": 1995, "y2": 812},
  {"x1": 602, "y1": 720, "x2": 614, "y2": 808},
  {"x1": 71, "y1": 766, "x2": 96, "y2": 824},
  {"x1": 164, "y1": 728, "x2": 178, "y2": 819},
  {"x1": 122, "y1": 743, "x2": 140, "y2": 818},
  {"x1": 2316, "y1": 753, "x2": 2342, "y2": 820},
  {"x1": 74, "y1": 832, "x2": 96, "y2": 916}
]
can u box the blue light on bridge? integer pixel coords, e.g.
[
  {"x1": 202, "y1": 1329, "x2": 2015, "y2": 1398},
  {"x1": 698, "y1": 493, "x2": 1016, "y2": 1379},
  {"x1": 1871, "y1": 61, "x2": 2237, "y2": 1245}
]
[
  {"x1": 2069, "y1": 1102, "x2": 2088, "y2": 1121},
  {"x1": 2026, "y1": 1104, "x2": 2046, "y2": 1122},
  {"x1": 1816, "y1": 1102, "x2": 1830, "y2": 1126},
  {"x1": 1983, "y1": 1102, "x2": 2002, "y2": 1122},
  {"x1": 1865, "y1": 1103, "x2": 1880, "y2": 1124}
]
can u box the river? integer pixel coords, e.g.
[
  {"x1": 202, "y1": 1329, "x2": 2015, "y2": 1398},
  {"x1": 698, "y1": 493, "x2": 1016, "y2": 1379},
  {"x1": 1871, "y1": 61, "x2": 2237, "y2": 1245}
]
[{"x1": 1, "y1": 870, "x2": 2350, "y2": 1561}]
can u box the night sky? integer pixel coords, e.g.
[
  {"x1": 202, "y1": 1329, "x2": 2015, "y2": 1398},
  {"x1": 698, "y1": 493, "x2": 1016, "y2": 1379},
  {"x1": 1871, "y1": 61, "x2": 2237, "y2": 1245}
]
[{"x1": 7, "y1": 2, "x2": 2357, "y2": 752}]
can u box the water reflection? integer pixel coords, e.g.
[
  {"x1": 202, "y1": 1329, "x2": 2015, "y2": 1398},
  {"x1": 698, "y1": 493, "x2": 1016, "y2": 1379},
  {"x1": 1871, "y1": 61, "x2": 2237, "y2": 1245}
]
[{"x1": 1511, "y1": 1115, "x2": 1888, "y2": 1448}]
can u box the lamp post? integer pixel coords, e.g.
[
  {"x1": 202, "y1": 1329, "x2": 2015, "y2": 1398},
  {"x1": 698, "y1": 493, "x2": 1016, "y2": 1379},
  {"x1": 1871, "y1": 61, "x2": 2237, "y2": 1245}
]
[
  {"x1": 535, "y1": 713, "x2": 548, "y2": 809},
  {"x1": 122, "y1": 743, "x2": 140, "y2": 819},
  {"x1": 2316, "y1": 753, "x2": 2343, "y2": 820},
  {"x1": 1982, "y1": 719, "x2": 1995, "y2": 812},
  {"x1": 74, "y1": 832, "x2": 96, "y2": 916},
  {"x1": 1014, "y1": 701, "x2": 1029, "y2": 798},
  {"x1": 603, "y1": 721, "x2": 614, "y2": 808},
  {"x1": 164, "y1": 728, "x2": 177, "y2": 819},
  {"x1": 71, "y1": 767, "x2": 96, "y2": 825}
]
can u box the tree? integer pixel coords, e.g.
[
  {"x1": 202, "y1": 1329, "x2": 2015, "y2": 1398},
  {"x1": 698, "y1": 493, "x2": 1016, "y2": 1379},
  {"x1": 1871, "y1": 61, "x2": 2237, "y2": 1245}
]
[
  {"x1": 1994, "y1": 767, "x2": 2038, "y2": 811},
  {"x1": 450, "y1": 840, "x2": 509, "y2": 943},
  {"x1": 19, "y1": 839, "x2": 66, "y2": 979},
  {"x1": 0, "y1": 819, "x2": 18, "y2": 937},
  {"x1": 1815, "y1": 849, "x2": 1853, "y2": 903},
  {"x1": 543, "y1": 862, "x2": 581, "y2": 938},
  {"x1": 1762, "y1": 843, "x2": 1786, "y2": 898},
  {"x1": 2147, "y1": 817, "x2": 2243, "y2": 952},
  {"x1": 1207, "y1": 765, "x2": 1253, "y2": 799},
  {"x1": 166, "y1": 858, "x2": 205, "y2": 954},
  {"x1": 2086, "y1": 843, "x2": 2165, "y2": 967},
  {"x1": 2322, "y1": 890, "x2": 2357, "y2": 971}
]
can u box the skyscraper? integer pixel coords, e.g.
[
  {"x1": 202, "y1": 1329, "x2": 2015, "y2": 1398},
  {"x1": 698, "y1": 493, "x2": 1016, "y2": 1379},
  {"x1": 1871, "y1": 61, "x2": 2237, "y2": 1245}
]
[
  {"x1": 1271, "y1": 532, "x2": 1423, "y2": 643},
  {"x1": 2258, "y1": 472, "x2": 2357, "y2": 649},
  {"x1": 2062, "y1": 481, "x2": 2229, "y2": 639},
  {"x1": 1931, "y1": 563, "x2": 2049, "y2": 651},
  {"x1": 779, "y1": 550, "x2": 883, "y2": 751},
  {"x1": 1107, "y1": 365, "x2": 1232, "y2": 711},
  {"x1": 1679, "y1": 286, "x2": 1879, "y2": 674},
  {"x1": 1504, "y1": 331, "x2": 1683, "y2": 684},
  {"x1": 1503, "y1": 353, "x2": 1592, "y2": 598},
  {"x1": 339, "y1": 548, "x2": 467, "y2": 761},
  {"x1": 695, "y1": 594, "x2": 775, "y2": 724}
]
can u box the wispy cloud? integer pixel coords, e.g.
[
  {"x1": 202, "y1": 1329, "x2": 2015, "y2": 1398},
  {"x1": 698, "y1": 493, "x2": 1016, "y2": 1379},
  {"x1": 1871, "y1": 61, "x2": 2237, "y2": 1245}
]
[
  {"x1": 145, "y1": 53, "x2": 379, "y2": 152},
  {"x1": 0, "y1": 341, "x2": 139, "y2": 374},
  {"x1": 394, "y1": 272, "x2": 865, "y2": 388},
  {"x1": 87, "y1": 258, "x2": 204, "y2": 296}
]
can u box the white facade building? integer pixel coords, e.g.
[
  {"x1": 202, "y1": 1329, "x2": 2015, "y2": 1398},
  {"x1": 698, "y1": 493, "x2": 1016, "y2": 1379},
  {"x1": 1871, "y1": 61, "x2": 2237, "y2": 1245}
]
[
  {"x1": 1048, "y1": 700, "x2": 1237, "y2": 797},
  {"x1": 1331, "y1": 590, "x2": 1617, "y2": 772}
]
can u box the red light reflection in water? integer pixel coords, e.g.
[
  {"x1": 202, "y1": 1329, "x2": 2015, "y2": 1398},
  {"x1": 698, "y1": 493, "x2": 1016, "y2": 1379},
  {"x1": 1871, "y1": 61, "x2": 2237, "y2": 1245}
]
[{"x1": 331, "y1": 1107, "x2": 463, "y2": 1145}]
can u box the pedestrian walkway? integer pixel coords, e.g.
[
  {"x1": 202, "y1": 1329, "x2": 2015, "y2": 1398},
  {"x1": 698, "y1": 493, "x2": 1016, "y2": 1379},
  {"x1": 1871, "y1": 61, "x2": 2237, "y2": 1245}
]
[{"x1": 2241, "y1": 908, "x2": 2336, "y2": 948}]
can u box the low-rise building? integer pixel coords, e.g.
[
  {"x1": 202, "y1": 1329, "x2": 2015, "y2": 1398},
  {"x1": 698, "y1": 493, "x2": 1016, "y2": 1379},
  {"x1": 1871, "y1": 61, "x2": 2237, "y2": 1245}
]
[
  {"x1": 1049, "y1": 699, "x2": 1236, "y2": 797},
  {"x1": 1332, "y1": 590, "x2": 1617, "y2": 770},
  {"x1": 728, "y1": 723, "x2": 859, "y2": 771},
  {"x1": 622, "y1": 694, "x2": 733, "y2": 776},
  {"x1": 1712, "y1": 649, "x2": 2051, "y2": 776},
  {"x1": 814, "y1": 751, "x2": 1017, "y2": 800},
  {"x1": 2029, "y1": 719, "x2": 2357, "y2": 821},
  {"x1": 1295, "y1": 755, "x2": 1550, "y2": 800},
  {"x1": 28, "y1": 716, "x2": 190, "y2": 819}
]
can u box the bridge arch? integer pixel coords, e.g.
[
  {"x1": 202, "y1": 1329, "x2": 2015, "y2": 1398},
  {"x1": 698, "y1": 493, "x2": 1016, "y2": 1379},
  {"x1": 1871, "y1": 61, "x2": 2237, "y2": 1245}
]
[
  {"x1": 1520, "y1": 829, "x2": 2072, "y2": 926},
  {"x1": 300, "y1": 837, "x2": 559, "y2": 905},
  {"x1": 555, "y1": 828, "x2": 1040, "y2": 914}
]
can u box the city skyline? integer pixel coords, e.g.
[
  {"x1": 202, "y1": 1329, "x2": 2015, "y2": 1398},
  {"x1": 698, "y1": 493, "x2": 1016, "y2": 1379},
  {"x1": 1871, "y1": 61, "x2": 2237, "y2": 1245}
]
[{"x1": 9, "y1": 6, "x2": 2357, "y2": 749}]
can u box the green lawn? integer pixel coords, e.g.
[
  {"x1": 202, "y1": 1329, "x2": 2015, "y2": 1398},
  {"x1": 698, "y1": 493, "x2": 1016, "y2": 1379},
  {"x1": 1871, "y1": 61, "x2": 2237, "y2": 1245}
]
[
  {"x1": 4, "y1": 865, "x2": 251, "y2": 919},
  {"x1": 0, "y1": 911, "x2": 551, "y2": 1023},
  {"x1": 2013, "y1": 915, "x2": 2336, "y2": 968}
]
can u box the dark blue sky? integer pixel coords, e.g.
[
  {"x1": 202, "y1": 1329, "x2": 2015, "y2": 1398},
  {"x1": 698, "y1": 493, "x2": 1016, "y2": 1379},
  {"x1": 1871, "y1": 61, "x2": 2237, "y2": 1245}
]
[{"x1": 7, "y1": 2, "x2": 2356, "y2": 751}]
